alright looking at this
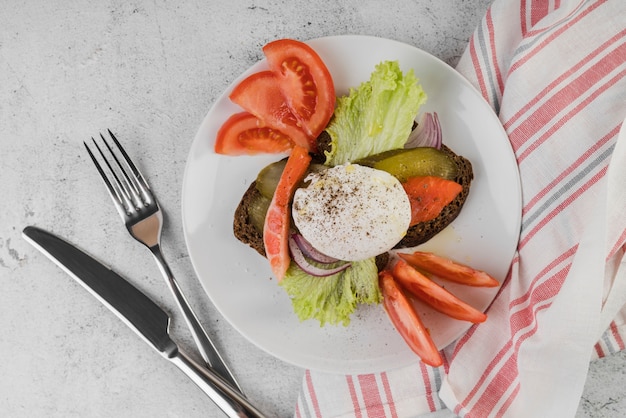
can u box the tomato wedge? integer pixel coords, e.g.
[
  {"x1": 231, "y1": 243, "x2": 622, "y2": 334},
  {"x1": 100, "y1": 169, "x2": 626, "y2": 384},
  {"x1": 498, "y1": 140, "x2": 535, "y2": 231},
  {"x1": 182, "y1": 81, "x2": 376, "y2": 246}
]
[
  {"x1": 379, "y1": 270, "x2": 443, "y2": 367},
  {"x1": 216, "y1": 39, "x2": 335, "y2": 155},
  {"x1": 398, "y1": 251, "x2": 500, "y2": 287},
  {"x1": 402, "y1": 176, "x2": 462, "y2": 225},
  {"x1": 229, "y1": 71, "x2": 312, "y2": 151},
  {"x1": 214, "y1": 112, "x2": 294, "y2": 155},
  {"x1": 392, "y1": 260, "x2": 487, "y2": 323},
  {"x1": 263, "y1": 39, "x2": 335, "y2": 141},
  {"x1": 263, "y1": 145, "x2": 311, "y2": 281}
]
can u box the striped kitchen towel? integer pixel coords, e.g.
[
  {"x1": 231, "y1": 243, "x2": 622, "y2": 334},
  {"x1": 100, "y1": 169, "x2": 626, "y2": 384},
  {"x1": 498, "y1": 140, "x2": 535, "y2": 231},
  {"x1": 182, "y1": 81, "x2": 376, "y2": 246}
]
[{"x1": 295, "y1": 0, "x2": 626, "y2": 417}]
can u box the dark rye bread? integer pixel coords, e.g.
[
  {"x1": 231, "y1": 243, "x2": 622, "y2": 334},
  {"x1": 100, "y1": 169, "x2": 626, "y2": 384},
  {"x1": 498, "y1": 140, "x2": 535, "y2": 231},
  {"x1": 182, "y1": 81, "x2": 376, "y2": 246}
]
[
  {"x1": 233, "y1": 144, "x2": 473, "y2": 265},
  {"x1": 233, "y1": 180, "x2": 266, "y2": 257}
]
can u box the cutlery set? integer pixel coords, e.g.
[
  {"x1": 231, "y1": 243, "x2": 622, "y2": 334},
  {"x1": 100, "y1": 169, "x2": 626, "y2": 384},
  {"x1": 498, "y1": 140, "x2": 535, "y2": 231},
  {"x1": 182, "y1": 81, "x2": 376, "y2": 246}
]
[{"x1": 22, "y1": 131, "x2": 267, "y2": 417}]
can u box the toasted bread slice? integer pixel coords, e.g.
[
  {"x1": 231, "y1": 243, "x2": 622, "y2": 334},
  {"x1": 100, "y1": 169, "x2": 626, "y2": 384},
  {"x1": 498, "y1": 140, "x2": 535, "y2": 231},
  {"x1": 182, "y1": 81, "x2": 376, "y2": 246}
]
[
  {"x1": 233, "y1": 144, "x2": 473, "y2": 262},
  {"x1": 233, "y1": 179, "x2": 267, "y2": 257}
]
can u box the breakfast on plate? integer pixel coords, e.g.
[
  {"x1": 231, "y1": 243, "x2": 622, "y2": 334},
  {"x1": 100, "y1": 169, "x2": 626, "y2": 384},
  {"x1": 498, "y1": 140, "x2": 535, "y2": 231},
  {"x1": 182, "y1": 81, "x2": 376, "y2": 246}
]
[{"x1": 213, "y1": 38, "x2": 499, "y2": 366}]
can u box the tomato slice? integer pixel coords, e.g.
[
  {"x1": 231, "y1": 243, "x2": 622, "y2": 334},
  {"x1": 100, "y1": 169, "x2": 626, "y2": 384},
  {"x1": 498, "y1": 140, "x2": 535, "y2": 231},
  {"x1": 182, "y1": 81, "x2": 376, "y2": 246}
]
[
  {"x1": 402, "y1": 176, "x2": 463, "y2": 225},
  {"x1": 379, "y1": 270, "x2": 443, "y2": 367},
  {"x1": 229, "y1": 71, "x2": 313, "y2": 151},
  {"x1": 398, "y1": 251, "x2": 500, "y2": 287},
  {"x1": 392, "y1": 260, "x2": 487, "y2": 323},
  {"x1": 263, "y1": 39, "x2": 335, "y2": 141},
  {"x1": 263, "y1": 145, "x2": 312, "y2": 281},
  {"x1": 219, "y1": 39, "x2": 335, "y2": 154},
  {"x1": 214, "y1": 112, "x2": 294, "y2": 155}
]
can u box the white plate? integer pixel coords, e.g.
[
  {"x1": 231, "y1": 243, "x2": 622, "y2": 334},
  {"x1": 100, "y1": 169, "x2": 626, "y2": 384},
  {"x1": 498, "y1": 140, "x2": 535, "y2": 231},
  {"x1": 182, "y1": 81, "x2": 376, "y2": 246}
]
[{"x1": 182, "y1": 35, "x2": 521, "y2": 374}]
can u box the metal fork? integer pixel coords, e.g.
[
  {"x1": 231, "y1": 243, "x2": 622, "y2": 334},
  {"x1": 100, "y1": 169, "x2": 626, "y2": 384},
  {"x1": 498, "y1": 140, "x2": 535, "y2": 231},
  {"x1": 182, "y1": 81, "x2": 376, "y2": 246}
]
[{"x1": 84, "y1": 130, "x2": 243, "y2": 394}]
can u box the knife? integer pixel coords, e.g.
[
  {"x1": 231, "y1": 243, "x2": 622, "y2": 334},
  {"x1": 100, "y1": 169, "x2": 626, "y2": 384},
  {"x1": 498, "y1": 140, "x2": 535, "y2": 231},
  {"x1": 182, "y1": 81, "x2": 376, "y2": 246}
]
[{"x1": 22, "y1": 226, "x2": 267, "y2": 418}]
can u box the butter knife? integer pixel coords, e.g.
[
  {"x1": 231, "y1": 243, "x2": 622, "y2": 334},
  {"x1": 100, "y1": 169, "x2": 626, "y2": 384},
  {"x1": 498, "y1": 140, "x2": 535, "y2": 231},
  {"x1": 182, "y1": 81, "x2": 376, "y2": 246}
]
[{"x1": 22, "y1": 226, "x2": 267, "y2": 418}]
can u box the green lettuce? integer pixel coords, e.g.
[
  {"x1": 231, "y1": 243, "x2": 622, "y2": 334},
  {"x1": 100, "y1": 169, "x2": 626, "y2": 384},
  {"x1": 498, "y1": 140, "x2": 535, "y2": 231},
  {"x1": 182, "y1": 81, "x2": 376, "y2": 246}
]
[
  {"x1": 324, "y1": 60, "x2": 427, "y2": 166},
  {"x1": 280, "y1": 258, "x2": 381, "y2": 326},
  {"x1": 279, "y1": 61, "x2": 426, "y2": 327}
]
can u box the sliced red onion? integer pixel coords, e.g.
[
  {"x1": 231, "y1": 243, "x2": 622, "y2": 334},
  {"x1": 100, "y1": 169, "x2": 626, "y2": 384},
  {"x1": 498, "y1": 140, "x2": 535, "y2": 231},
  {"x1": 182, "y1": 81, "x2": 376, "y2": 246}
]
[
  {"x1": 288, "y1": 235, "x2": 351, "y2": 277},
  {"x1": 404, "y1": 112, "x2": 442, "y2": 149},
  {"x1": 292, "y1": 233, "x2": 339, "y2": 264}
]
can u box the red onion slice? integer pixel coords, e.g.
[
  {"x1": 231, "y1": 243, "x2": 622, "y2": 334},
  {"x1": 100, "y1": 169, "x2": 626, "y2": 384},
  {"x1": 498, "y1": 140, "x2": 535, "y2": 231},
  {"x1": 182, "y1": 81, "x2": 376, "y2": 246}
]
[
  {"x1": 405, "y1": 112, "x2": 442, "y2": 149},
  {"x1": 292, "y1": 233, "x2": 339, "y2": 264},
  {"x1": 288, "y1": 235, "x2": 351, "y2": 277}
]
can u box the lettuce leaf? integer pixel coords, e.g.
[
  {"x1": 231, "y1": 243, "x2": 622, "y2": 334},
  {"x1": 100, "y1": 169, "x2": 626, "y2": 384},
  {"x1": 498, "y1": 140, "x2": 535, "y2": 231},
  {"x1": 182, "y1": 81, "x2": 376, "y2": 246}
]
[
  {"x1": 324, "y1": 60, "x2": 427, "y2": 166},
  {"x1": 280, "y1": 258, "x2": 381, "y2": 326},
  {"x1": 279, "y1": 61, "x2": 426, "y2": 327}
]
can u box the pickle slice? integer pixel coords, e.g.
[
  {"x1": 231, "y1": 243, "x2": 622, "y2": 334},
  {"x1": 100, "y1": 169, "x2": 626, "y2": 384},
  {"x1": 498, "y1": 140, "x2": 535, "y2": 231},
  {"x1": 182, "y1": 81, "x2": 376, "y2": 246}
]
[
  {"x1": 256, "y1": 159, "x2": 325, "y2": 199},
  {"x1": 256, "y1": 159, "x2": 288, "y2": 199},
  {"x1": 358, "y1": 147, "x2": 458, "y2": 182},
  {"x1": 252, "y1": 159, "x2": 324, "y2": 232},
  {"x1": 248, "y1": 194, "x2": 271, "y2": 234}
]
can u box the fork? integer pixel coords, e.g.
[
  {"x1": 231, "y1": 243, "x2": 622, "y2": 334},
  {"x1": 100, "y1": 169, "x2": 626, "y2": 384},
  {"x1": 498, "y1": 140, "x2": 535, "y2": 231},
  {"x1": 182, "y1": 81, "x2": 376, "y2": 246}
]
[{"x1": 84, "y1": 130, "x2": 243, "y2": 395}]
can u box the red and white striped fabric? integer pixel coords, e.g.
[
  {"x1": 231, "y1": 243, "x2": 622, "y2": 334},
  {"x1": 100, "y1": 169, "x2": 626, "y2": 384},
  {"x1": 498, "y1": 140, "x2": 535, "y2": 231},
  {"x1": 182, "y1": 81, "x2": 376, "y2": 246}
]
[{"x1": 295, "y1": 0, "x2": 626, "y2": 416}]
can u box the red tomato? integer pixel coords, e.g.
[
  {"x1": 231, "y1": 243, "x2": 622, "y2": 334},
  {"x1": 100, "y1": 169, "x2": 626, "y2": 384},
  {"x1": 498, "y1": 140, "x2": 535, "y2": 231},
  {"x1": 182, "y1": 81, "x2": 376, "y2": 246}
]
[
  {"x1": 379, "y1": 270, "x2": 443, "y2": 367},
  {"x1": 229, "y1": 71, "x2": 312, "y2": 151},
  {"x1": 402, "y1": 176, "x2": 462, "y2": 225},
  {"x1": 263, "y1": 39, "x2": 336, "y2": 142},
  {"x1": 398, "y1": 251, "x2": 500, "y2": 288},
  {"x1": 216, "y1": 39, "x2": 335, "y2": 155},
  {"x1": 214, "y1": 112, "x2": 294, "y2": 155},
  {"x1": 392, "y1": 260, "x2": 487, "y2": 323},
  {"x1": 263, "y1": 145, "x2": 312, "y2": 281}
]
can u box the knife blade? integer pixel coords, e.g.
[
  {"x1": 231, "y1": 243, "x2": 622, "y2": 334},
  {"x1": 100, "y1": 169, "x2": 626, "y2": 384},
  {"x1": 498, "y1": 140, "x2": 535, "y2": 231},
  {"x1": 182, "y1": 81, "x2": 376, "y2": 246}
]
[{"x1": 22, "y1": 226, "x2": 267, "y2": 418}]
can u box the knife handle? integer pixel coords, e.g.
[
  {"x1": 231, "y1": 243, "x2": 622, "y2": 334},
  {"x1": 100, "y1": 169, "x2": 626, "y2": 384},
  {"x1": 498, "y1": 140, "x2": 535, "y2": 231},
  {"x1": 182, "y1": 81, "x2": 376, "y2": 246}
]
[{"x1": 169, "y1": 348, "x2": 268, "y2": 418}]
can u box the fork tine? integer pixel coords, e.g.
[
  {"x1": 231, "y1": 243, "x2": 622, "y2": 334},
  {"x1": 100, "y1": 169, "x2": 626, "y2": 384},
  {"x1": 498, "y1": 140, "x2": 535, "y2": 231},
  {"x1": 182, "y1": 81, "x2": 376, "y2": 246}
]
[
  {"x1": 84, "y1": 140, "x2": 129, "y2": 215},
  {"x1": 99, "y1": 133, "x2": 143, "y2": 204},
  {"x1": 106, "y1": 129, "x2": 153, "y2": 203},
  {"x1": 91, "y1": 137, "x2": 127, "y2": 198}
]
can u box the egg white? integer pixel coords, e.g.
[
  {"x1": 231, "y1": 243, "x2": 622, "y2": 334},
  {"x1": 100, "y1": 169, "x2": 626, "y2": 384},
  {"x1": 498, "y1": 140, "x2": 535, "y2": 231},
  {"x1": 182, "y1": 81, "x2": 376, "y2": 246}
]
[{"x1": 292, "y1": 163, "x2": 411, "y2": 261}]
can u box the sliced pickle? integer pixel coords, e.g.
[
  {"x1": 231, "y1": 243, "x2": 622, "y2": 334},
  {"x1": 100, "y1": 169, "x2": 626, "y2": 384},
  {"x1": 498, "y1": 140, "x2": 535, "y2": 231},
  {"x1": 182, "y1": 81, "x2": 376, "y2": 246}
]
[
  {"x1": 252, "y1": 159, "x2": 325, "y2": 232},
  {"x1": 256, "y1": 159, "x2": 288, "y2": 199},
  {"x1": 248, "y1": 194, "x2": 271, "y2": 234},
  {"x1": 358, "y1": 147, "x2": 458, "y2": 182},
  {"x1": 256, "y1": 159, "x2": 325, "y2": 199}
]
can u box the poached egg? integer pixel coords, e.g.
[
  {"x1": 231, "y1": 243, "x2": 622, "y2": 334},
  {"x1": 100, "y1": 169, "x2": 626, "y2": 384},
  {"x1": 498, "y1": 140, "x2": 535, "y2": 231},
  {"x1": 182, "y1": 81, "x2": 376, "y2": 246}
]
[{"x1": 292, "y1": 163, "x2": 411, "y2": 261}]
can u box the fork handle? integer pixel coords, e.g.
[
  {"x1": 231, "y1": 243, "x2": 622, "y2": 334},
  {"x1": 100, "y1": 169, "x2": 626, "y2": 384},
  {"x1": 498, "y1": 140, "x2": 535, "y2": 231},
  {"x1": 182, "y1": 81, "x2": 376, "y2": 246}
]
[
  {"x1": 149, "y1": 244, "x2": 244, "y2": 395},
  {"x1": 170, "y1": 347, "x2": 267, "y2": 418}
]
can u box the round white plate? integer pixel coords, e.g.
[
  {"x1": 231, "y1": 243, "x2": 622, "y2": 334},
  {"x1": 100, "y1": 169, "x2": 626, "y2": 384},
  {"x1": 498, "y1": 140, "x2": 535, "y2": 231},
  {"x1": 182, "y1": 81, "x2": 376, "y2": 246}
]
[{"x1": 182, "y1": 35, "x2": 521, "y2": 374}]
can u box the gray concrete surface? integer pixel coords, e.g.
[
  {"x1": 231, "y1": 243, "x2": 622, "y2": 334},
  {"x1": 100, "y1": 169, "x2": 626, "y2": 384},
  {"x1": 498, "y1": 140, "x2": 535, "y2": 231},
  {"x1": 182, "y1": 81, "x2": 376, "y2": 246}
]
[{"x1": 1, "y1": 1, "x2": 624, "y2": 416}]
